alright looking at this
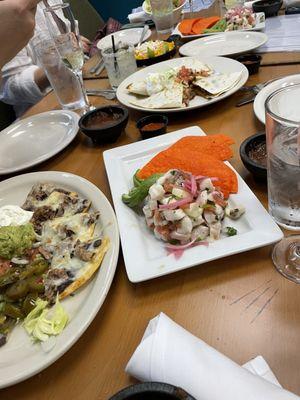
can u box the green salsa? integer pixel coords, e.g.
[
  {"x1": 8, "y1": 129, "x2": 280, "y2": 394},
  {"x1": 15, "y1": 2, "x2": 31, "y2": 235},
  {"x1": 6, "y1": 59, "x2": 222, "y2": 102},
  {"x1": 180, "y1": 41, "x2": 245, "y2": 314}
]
[{"x1": 0, "y1": 224, "x2": 36, "y2": 259}]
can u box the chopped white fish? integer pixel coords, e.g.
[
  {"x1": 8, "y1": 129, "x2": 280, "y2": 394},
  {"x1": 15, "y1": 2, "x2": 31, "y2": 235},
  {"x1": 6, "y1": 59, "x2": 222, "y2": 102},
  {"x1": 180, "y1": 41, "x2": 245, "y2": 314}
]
[
  {"x1": 177, "y1": 216, "x2": 193, "y2": 234},
  {"x1": 191, "y1": 225, "x2": 209, "y2": 241},
  {"x1": 149, "y1": 184, "x2": 165, "y2": 200},
  {"x1": 204, "y1": 210, "x2": 218, "y2": 225},
  {"x1": 225, "y1": 205, "x2": 246, "y2": 220},
  {"x1": 172, "y1": 187, "x2": 190, "y2": 199},
  {"x1": 143, "y1": 205, "x2": 153, "y2": 219},
  {"x1": 148, "y1": 199, "x2": 158, "y2": 210},
  {"x1": 192, "y1": 215, "x2": 205, "y2": 227},
  {"x1": 209, "y1": 222, "x2": 222, "y2": 240},
  {"x1": 184, "y1": 203, "x2": 203, "y2": 218},
  {"x1": 197, "y1": 190, "x2": 208, "y2": 207},
  {"x1": 163, "y1": 209, "x2": 186, "y2": 222},
  {"x1": 199, "y1": 178, "x2": 214, "y2": 192}
]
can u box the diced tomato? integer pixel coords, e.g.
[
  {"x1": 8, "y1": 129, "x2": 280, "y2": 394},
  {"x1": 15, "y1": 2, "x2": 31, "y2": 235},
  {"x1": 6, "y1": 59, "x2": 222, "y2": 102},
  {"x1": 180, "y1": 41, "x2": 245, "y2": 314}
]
[{"x1": 0, "y1": 258, "x2": 11, "y2": 276}]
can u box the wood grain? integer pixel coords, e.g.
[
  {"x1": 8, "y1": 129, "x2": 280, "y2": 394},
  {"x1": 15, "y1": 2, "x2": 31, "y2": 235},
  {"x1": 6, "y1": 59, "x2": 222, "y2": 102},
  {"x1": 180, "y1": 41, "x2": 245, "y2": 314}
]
[{"x1": 1, "y1": 57, "x2": 300, "y2": 400}]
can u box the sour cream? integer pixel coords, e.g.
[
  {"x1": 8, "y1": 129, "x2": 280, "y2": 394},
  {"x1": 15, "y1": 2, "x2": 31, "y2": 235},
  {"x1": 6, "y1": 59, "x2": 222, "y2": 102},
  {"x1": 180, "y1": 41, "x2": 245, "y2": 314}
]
[{"x1": 0, "y1": 205, "x2": 33, "y2": 227}]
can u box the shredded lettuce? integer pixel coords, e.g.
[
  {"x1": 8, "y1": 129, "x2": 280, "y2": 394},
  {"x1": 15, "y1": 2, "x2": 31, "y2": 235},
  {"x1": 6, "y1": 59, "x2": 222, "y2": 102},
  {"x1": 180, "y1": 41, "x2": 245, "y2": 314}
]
[{"x1": 23, "y1": 297, "x2": 69, "y2": 342}]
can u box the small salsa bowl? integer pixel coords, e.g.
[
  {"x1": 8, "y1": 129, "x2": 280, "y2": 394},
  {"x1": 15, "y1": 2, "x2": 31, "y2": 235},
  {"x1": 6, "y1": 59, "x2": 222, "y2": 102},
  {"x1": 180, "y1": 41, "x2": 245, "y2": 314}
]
[
  {"x1": 240, "y1": 132, "x2": 267, "y2": 180},
  {"x1": 79, "y1": 106, "x2": 129, "y2": 144},
  {"x1": 109, "y1": 382, "x2": 196, "y2": 400},
  {"x1": 253, "y1": 0, "x2": 282, "y2": 17},
  {"x1": 137, "y1": 114, "x2": 168, "y2": 140},
  {"x1": 236, "y1": 54, "x2": 261, "y2": 75}
]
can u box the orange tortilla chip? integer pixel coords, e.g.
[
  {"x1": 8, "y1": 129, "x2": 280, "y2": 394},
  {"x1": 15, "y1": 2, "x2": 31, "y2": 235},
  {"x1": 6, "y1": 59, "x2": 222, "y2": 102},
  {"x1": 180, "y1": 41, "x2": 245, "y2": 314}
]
[{"x1": 137, "y1": 134, "x2": 238, "y2": 196}]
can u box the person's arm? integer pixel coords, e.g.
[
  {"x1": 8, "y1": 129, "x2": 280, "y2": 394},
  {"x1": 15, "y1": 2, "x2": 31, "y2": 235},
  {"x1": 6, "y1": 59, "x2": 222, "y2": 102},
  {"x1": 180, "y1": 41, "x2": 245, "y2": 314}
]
[
  {"x1": 0, "y1": 0, "x2": 41, "y2": 69},
  {"x1": 0, "y1": 47, "x2": 50, "y2": 116}
]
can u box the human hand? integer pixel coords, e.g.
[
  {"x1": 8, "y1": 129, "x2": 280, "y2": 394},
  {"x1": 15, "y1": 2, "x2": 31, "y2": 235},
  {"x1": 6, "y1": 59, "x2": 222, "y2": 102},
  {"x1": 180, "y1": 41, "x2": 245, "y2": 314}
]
[
  {"x1": 81, "y1": 36, "x2": 92, "y2": 54},
  {"x1": 0, "y1": 0, "x2": 41, "y2": 69}
]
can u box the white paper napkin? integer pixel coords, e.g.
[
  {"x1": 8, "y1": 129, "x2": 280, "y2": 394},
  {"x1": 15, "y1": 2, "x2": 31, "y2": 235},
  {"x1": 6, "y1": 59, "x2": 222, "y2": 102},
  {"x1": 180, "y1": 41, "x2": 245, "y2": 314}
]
[
  {"x1": 128, "y1": 11, "x2": 149, "y2": 23},
  {"x1": 126, "y1": 313, "x2": 299, "y2": 400}
]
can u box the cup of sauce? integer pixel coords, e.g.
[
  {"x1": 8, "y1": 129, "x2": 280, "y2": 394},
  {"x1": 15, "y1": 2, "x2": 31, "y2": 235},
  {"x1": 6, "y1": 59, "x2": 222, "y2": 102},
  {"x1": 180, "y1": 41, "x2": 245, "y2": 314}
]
[
  {"x1": 137, "y1": 115, "x2": 168, "y2": 139},
  {"x1": 79, "y1": 106, "x2": 129, "y2": 144}
]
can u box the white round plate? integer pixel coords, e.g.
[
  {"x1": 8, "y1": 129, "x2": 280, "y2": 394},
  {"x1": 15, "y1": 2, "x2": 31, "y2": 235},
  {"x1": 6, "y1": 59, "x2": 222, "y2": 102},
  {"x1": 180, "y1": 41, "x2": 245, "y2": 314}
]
[
  {"x1": 0, "y1": 110, "x2": 79, "y2": 175},
  {"x1": 254, "y1": 74, "x2": 300, "y2": 124},
  {"x1": 117, "y1": 56, "x2": 249, "y2": 113},
  {"x1": 179, "y1": 32, "x2": 268, "y2": 57},
  {"x1": 96, "y1": 27, "x2": 151, "y2": 51},
  {"x1": 0, "y1": 171, "x2": 119, "y2": 389}
]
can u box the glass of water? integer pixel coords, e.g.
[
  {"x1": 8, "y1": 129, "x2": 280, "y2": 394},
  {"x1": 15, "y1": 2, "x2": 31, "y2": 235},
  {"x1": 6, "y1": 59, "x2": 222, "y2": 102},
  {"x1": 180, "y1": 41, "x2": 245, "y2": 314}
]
[
  {"x1": 265, "y1": 84, "x2": 300, "y2": 283},
  {"x1": 31, "y1": 34, "x2": 87, "y2": 111},
  {"x1": 101, "y1": 44, "x2": 137, "y2": 89},
  {"x1": 150, "y1": 0, "x2": 174, "y2": 34}
]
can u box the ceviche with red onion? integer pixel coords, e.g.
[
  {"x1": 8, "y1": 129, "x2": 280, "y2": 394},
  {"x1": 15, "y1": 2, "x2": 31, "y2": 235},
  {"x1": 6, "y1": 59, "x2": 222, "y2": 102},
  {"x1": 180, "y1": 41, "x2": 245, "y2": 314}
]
[{"x1": 122, "y1": 169, "x2": 245, "y2": 257}]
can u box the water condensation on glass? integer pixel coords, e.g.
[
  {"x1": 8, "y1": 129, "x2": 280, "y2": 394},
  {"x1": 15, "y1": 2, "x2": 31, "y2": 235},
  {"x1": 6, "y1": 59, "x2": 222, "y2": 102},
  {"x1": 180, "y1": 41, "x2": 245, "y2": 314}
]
[
  {"x1": 266, "y1": 100, "x2": 300, "y2": 230},
  {"x1": 35, "y1": 40, "x2": 86, "y2": 110},
  {"x1": 102, "y1": 45, "x2": 137, "y2": 89}
]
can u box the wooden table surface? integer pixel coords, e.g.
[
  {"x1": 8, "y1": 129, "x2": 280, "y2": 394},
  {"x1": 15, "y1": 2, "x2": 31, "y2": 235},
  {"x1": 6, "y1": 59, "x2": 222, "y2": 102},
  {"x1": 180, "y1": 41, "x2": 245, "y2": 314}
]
[{"x1": 1, "y1": 53, "x2": 300, "y2": 399}]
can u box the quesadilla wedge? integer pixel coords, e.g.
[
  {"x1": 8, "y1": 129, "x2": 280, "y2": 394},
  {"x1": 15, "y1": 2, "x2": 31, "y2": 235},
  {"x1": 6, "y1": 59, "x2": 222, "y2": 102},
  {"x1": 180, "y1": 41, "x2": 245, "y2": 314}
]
[
  {"x1": 193, "y1": 71, "x2": 242, "y2": 98},
  {"x1": 129, "y1": 82, "x2": 184, "y2": 109}
]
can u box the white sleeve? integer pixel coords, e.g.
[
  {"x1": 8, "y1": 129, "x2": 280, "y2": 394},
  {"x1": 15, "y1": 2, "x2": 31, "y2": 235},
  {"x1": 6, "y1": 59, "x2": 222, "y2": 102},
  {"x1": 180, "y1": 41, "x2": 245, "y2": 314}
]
[{"x1": 0, "y1": 48, "x2": 45, "y2": 107}]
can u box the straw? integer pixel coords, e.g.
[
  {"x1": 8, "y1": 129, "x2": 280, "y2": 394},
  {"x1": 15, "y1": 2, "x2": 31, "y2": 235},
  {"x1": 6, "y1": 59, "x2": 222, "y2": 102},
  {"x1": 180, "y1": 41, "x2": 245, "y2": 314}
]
[{"x1": 111, "y1": 35, "x2": 119, "y2": 73}]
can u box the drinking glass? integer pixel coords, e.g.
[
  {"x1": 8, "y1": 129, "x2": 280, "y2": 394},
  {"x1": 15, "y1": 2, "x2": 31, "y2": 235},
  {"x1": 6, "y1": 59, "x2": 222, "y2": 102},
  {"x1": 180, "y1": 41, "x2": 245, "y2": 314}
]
[
  {"x1": 101, "y1": 44, "x2": 137, "y2": 90},
  {"x1": 30, "y1": 33, "x2": 87, "y2": 111},
  {"x1": 265, "y1": 84, "x2": 300, "y2": 283},
  {"x1": 150, "y1": 0, "x2": 174, "y2": 34},
  {"x1": 43, "y1": 2, "x2": 91, "y2": 111}
]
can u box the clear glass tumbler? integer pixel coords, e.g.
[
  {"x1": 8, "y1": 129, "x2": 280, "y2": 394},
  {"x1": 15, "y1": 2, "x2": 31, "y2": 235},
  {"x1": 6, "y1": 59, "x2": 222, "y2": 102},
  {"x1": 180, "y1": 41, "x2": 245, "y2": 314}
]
[
  {"x1": 265, "y1": 84, "x2": 300, "y2": 283},
  {"x1": 150, "y1": 0, "x2": 174, "y2": 34},
  {"x1": 31, "y1": 34, "x2": 87, "y2": 111},
  {"x1": 101, "y1": 44, "x2": 137, "y2": 89}
]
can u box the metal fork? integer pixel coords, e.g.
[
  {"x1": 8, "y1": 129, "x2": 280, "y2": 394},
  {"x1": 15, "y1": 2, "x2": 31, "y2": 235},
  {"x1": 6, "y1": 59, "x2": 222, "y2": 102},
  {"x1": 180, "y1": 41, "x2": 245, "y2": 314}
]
[
  {"x1": 240, "y1": 77, "x2": 284, "y2": 93},
  {"x1": 236, "y1": 77, "x2": 284, "y2": 107}
]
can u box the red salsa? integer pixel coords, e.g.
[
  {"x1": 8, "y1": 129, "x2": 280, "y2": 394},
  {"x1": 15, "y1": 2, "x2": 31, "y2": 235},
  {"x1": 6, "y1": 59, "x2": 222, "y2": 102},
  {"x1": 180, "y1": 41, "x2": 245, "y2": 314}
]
[
  {"x1": 85, "y1": 111, "x2": 121, "y2": 129},
  {"x1": 141, "y1": 122, "x2": 165, "y2": 132}
]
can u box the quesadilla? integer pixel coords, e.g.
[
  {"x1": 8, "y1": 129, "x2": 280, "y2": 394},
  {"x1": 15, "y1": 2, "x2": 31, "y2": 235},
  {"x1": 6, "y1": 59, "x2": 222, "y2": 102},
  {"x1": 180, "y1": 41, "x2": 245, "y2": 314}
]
[
  {"x1": 130, "y1": 82, "x2": 184, "y2": 109},
  {"x1": 193, "y1": 71, "x2": 242, "y2": 98}
]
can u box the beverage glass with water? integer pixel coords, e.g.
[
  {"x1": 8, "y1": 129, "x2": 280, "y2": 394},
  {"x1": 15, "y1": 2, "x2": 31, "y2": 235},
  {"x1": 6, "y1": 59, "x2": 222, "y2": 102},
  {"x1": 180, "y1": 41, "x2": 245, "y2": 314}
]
[
  {"x1": 150, "y1": 0, "x2": 174, "y2": 34},
  {"x1": 31, "y1": 35, "x2": 87, "y2": 111},
  {"x1": 265, "y1": 84, "x2": 300, "y2": 283}
]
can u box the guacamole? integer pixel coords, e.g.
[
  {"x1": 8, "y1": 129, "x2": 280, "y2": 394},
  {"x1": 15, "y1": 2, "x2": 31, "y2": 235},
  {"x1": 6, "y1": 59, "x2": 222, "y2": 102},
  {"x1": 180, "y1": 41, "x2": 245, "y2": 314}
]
[{"x1": 0, "y1": 224, "x2": 36, "y2": 259}]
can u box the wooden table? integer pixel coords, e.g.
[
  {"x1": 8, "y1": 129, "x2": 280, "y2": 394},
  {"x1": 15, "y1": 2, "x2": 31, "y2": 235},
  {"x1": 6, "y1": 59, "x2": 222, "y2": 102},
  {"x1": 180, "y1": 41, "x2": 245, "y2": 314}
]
[{"x1": 1, "y1": 56, "x2": 300, "y2": 400}]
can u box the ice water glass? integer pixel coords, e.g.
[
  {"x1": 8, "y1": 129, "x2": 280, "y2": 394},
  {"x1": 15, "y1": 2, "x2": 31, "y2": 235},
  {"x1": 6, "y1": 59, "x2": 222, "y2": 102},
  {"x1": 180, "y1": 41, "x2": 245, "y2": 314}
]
[
  {"x1": 150, "y1": 0, "x2": 174, "y2": 34},
  {"x1": 31, "y1": 35, "x2": 86, "y2": 111},
  {"x1": 265, "y1": 84, "x2": 300, "y2": 283},
  {"x1": 101, "y1": 45, "x2": 137, "y2": 89}
]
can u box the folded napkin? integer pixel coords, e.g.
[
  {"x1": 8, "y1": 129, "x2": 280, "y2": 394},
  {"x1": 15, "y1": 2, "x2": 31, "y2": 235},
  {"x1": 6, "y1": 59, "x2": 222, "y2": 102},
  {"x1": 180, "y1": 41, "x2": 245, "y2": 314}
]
[
  {"x1": 126, "y1": 313, "x2": 299, "y2": 400},
  {"x1": 128, "y1": 11, "x2": 149, "y2": 23}
]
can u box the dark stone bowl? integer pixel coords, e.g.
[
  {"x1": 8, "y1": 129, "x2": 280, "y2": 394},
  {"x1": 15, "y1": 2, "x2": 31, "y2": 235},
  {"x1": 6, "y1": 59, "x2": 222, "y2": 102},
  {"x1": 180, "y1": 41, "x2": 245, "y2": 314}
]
[
  {"x1": 239, "y1": 132, "x2": 267, "y2": 180},
  {"x1": 108, "y1": 382, "x2": 196, "y2": 400}
]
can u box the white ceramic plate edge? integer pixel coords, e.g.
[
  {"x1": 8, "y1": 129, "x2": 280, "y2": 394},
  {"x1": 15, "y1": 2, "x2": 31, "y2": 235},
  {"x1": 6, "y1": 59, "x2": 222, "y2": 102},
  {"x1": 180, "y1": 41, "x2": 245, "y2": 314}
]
[
  {"x1": 179, "y1": 31, "x2": 268, "y2": 57},
  {"x1": 96, "y1": 27, "x2": 151, "y2": 51},
  {"x1": 253, "y1": 74, "x2": 300, "y2": 124},
  {"x1": 0, "y1": 111, "x2": 80, "y2": 176},
  {"x1": 0, "y1": 171, "x2": 120, "y2": 389}
]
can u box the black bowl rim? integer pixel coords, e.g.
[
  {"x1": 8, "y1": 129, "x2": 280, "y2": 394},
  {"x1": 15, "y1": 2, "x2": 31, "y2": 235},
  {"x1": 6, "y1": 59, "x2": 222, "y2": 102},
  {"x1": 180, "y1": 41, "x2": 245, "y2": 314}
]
[
  {"x1": 136, "y1": 114, "x2": 169, "y2": 130},
  {"x1": 253, "y1": 0, "x2": 282, "y2": 8},
  {"x1": 109, "y1": 382, "x2": 196, "y2": 400},
  {"x1": 239, "y1": 132, "x2": 267, "y2": 172},
  {"x1": 136, "y1": 46, "x2": 176, "y2": 67},
  {"x1": 236, "y1": 54, "x2": 262, "y2": 63},
  {"x1": 78, "y1": 105, "x2": 129, "y2": 132}
]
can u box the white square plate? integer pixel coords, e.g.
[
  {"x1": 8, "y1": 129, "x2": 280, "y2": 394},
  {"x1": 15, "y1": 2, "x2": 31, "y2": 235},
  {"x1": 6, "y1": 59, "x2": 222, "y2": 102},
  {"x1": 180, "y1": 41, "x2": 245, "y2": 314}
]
[
  {"x1": 173, "y1": 12, "x2": 266, "y2": 40},
  {"x1": 104, "y1": 126, "x2": 282, "y2": 283}
]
